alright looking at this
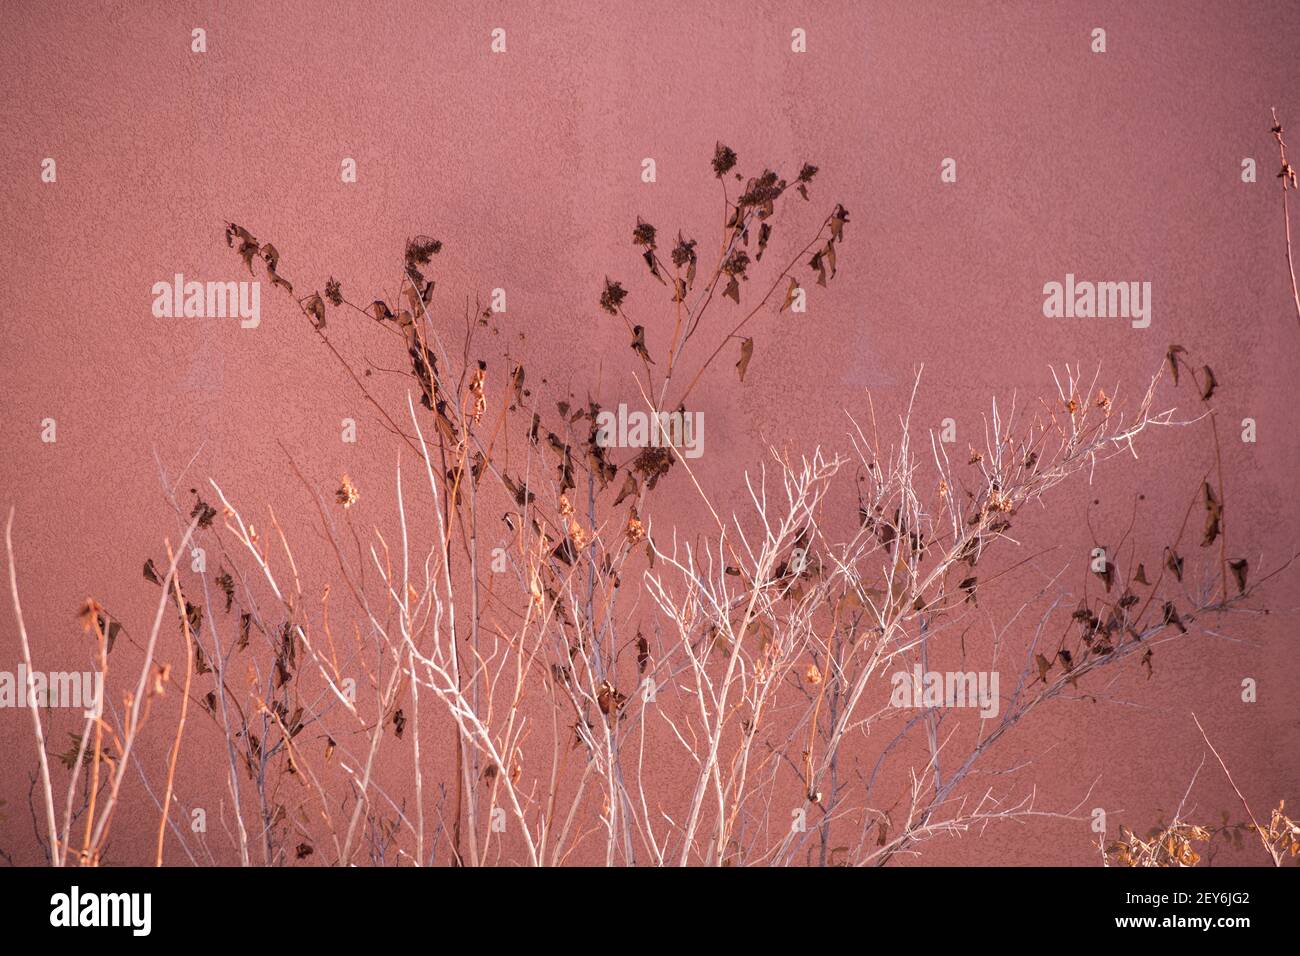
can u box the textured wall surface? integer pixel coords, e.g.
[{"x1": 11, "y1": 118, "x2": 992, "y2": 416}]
[{"x1": 0, "y1": 1, "x2": 1297, "y2": 866}]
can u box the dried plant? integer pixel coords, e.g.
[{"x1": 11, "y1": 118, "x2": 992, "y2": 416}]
[
  {"x1": 1105, "y1": 716, "x2": 1299, "y2": 867},
  {"x1": 5, "y1": 144, "x2": 1289, "y2": 868},
  {"x1": 1271, "y1": 109, "x2": 1300, "y2": 326}
]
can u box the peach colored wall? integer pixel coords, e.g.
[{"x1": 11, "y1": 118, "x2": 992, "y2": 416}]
[{"x1": 0, "y1": 0, "x2": 1297, "y2": 865}]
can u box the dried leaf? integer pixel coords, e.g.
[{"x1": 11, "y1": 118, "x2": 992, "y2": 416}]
[
  {"x1": 1200, "y1": 366, "x2": 1217, "y2": 401},
  {"x1": 636, "y1": 633, "x2": 650, "y2": 674},
  {"x1": 1165, "y1": 547, "x2": 1184, "y2": 582},
  {"x1": 736, "y1": 337, "x2": 754, "y2": 382},
  {"x1": 304, "y1": 292, "x2": 326, "y2": 329},
  {"x1": 1229, "y1": 558, "x2": 1248, "y2": 593},
  {"x1": 1166, "y1": 344, "x2": 1186, "y2": 385},
  {"x1": 613, "y1": 472, "x2": 638, "y2": 507},
  {"x1": 596, "y1": 679, "x2": 627, "y2": 718},
  {"x1": 1202, "y1": 481, "x2": 1222, "y2": 547},
  {"x1": 1094, "y1": 558, "x2": 1114, "y2": 592},
  {"x1": 782, "y1": 277, "x2": 800, "y2": 312},
  {"x1": 958, "y1": 576, "x2": 978, "y2": 604},
  {"x1": 723, "y1": 274, "x2": 741, "y2": 303},
  {"x1": 1035, "y1": 653, "x2": 1052, "y2": 683},
  {"x1": 631, "y1": 325, "x2": 655, "y2": 364}
]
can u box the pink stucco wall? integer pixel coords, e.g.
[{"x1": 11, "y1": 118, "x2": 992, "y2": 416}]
[{"x1": 0, "y1": 1, "x2": 1296, "y2": 865}]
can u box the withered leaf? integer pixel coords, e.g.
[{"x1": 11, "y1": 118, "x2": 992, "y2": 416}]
[
  {"x1": 259, "y1": 243, "x2": 280, "y2": 274},
  {"x1": 1035, "y1": 653, "x2": 1052, "y2": 683},
  {"x1": 1134, "y1": 563, "x2": 1150, "y2": 585},
  {"x1": 782, "y1": 277, "x2": 800, "y2": 312},
  {"x1": 552, "y1": 536, "x2": 577, "y2": 566},
  {"x1": 225, "y1": 222, "x2": 257, "y2": 253},
  {"x1": 1165, "y1": 547, "x2": 1184, "y2": 582},
  {"x1": 613, "y1": 472, "x2": 638, "y2": 507},
  {"x1": 829, "y1": 204, "x2": 850, "y2": 243},
  {"x1": 1161, "y1": 601, "x2": 1187, "y2": 633},
  {"x1": 304, "y1": 292, "x2": 326, "y2": 329},
  {"x1": 1202, "y1": 481, "x2": 1222, "y2": 547},
  {"x1": 1166, "y1": 345, "x2": 1186, "y2": 385},
  {"x1": 671, "y1": 232, "x2": 698, "y2": 284},
  {"x1": 643, "y1": 248, "x2": 666, "y2": 284},
  {"x1": 216, "y1": 571, "x2": 235, "y2": 612},
  {"x1": 501, "y1": 474, "x2": 534, "y2": 508},
  {"x1": 809, "y1": 249, "x2": 827, "y2": 287},
  {"x1": 596, "y1": 679, "x2": 627, "y2": 717},
  {"x1": 723, "y1": 274, "x2": 741, "y2": 303},
  {"x1": 261, "y1": 244, "x2": 292, "y2": 293},
  {"x1": 392, "y1": 708, "x2": 406, "y2": 739},
  {"x1": 225, "y1": 222, "x2": 260, "y2": 274},
  {"x1": 183, "y1": 600, "x2": 203, "y2": 634},
  {"x1": 1229, "y1": 558, "x2": 1248, "y2": 593},
  {"x1": 958, "y1": 576, "x2": 978, "y2": 604},
  {"x1": 104, "y1": 617, "x2": 120, "y2": 654},
  {"x1": 193, "y1": 641, "x2": 212, "y2": 675},
  {"x1": 143, "y1": 558, "x2": 162, "y2": 586},
  {"x1": 510, "y1": 364, "x2": 526, "y2": 408},
  {"x1": 736, "y1": 337, "x2": 754, "y2": 382},
  {"x1": 631, "y1": 325, "x2": 655, "y2": 364},
  {"x1": 1200, "y1": 366, "x2": 1217, "y2": 401}
]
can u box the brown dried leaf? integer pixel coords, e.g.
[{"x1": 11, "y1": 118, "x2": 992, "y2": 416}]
[
  {"x1": 736, "y1": 337, "x2": 754, "y2": 382},
  {"x1": 304, "y1": 292, "x2": 326, "y2": 329},
  {"x1": 1229, "y1": 558, "x2": 1248, "y2": 593},
  {"x1": 1200, "y1": 365, "x2": 1217, "y2": 401}
]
